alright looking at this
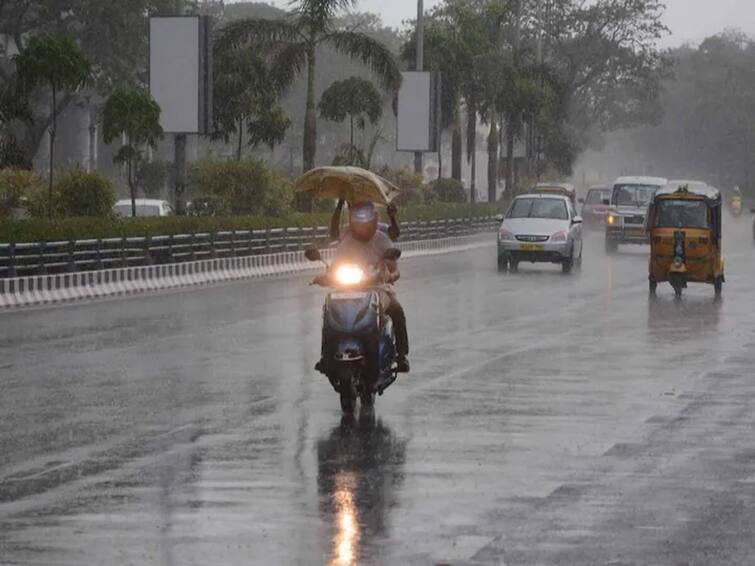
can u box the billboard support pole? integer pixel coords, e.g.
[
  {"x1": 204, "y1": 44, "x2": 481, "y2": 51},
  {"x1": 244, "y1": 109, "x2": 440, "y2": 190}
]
[
  {"x1": 414, "y1": 0, "x2": 424, "y2": 176},
  {"x1": 174, "y1": 0, "x2": 187, "y2": 215}
]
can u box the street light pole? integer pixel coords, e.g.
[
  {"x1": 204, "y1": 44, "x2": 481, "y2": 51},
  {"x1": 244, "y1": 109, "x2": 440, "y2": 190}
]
[
  {"x1": 174, "y1": 0, "x2": 187, "y2": 214},
  {"x1": 414, "y1": 0, "x2": 424, "y2": 176}
]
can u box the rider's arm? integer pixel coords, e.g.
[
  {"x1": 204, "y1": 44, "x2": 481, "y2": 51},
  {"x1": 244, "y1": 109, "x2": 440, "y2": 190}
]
[
  {"x1": 387, "y1": 203, "x2": 400, "y2": 241},
  {"x1": 329, "y1": 199, "x2": 345, "y2": 240},
  {"x1": 384, "y1": 259, "x2": 400, "y2": 284}
]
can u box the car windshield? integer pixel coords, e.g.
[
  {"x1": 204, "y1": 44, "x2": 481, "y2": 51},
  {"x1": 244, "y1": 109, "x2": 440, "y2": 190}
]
[
  {"x1": 114, "y1": 204, "x2": 161, "y2": 217},
  {"x1": 508, "y1": 198, "x2": 568, "y2": 220},
  {"x1": 613, "y1": 184, "x2": 657, "y2": 207},
  {"x1": 655, "y1": 200, "x2": 709, "y2": 228},
  {"x1": 586, "y1": 190, "x2": 610, "y2": 204}
]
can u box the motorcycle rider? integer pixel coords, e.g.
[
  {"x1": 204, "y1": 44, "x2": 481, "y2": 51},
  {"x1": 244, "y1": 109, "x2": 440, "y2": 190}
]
[
  {"x1": 318, "y1": 201, "x2": 410, "y2": 373},
  {"x1": 330, "y1": 198, "x2": 400, "y2": 241},
  {"x1": 732, "y1": 186, "x2": 743, "y2": 214}
]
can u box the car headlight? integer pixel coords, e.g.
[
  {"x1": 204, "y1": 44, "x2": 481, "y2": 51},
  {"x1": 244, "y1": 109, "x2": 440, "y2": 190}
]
[
  {"x1": 606, "y1": 213, "x2": 622, "y2": 226},
  {"x1": 551, "y1": 230, "x2": 568, "y2": 243},
  {"x1": 334, "y1": 265, "x2": 365, "y2": 286},
  {"x1": 498, "y1": 228, "x2": 516, "y2": 242}
]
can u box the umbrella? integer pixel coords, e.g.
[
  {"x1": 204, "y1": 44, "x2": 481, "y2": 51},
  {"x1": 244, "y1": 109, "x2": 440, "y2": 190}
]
[{"x1": 295, "y1": 166, "x2": 401, "y2": 205}]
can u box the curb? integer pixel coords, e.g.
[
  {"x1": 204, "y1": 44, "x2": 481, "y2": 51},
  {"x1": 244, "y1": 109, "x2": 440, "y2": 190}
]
[{"x1": 0, "y1": 233, "x2": 493, "y2": 311}]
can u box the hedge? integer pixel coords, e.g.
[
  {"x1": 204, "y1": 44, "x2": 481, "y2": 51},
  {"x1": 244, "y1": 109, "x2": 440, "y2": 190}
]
[{"x1": 0, "y1": 203, "x2": 501, "y2": 243}]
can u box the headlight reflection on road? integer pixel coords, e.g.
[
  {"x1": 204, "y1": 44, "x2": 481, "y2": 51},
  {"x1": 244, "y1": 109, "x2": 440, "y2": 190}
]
[{"x1": 332, "y1": 471, "x2": 360, "y2": 566}]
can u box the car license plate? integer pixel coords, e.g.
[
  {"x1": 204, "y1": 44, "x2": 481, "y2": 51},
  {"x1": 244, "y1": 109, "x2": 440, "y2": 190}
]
[
  {"x1": 331, "y1": 292, "x2": 368, "y2": 300},
  {"x1": 520, "y1": 243, "x2": 544, "y2": 251}
]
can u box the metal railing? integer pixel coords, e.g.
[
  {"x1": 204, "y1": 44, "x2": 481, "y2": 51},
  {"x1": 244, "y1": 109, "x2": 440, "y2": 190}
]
[{"x1": 0, "y1": 217, "x2": 498, "y2": 278}]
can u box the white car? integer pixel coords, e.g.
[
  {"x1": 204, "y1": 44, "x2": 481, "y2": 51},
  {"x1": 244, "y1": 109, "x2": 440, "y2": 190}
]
[
  {"x1": 497, "y1": 194, "x2": 584, "y2": 274},
  {"x1": 114, "y1": 199, "x2": 174, "y2": 217}
]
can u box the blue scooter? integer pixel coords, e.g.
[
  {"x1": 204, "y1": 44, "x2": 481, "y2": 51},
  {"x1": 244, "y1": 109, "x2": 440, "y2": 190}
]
[{"x1": 306, "y1": 247, "x2": 401, "y2": 413}]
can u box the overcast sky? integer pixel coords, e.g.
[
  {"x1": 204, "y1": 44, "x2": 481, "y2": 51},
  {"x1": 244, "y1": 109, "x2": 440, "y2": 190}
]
[{"x1": 242, "y1": 0, "x2": 755, "y2": 46}]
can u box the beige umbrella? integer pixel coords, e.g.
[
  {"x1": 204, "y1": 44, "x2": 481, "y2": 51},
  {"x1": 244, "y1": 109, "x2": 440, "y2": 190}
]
[{"x1": 295, "y1": 166, "x2": 401, "y2": 205}]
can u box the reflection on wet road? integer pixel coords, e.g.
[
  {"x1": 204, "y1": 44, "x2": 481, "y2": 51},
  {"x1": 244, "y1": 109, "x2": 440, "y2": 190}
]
[{"x1": 2, "y1": 218, "x2": 755, "y2": 565}]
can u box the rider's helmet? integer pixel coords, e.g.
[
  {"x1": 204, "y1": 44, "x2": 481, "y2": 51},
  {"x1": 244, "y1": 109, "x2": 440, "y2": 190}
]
[
  {"x1": 734, "y1": 186, "x2": 741, "y2": 195},
  {"x1": 349, "y1": 201, "x2": 379, "y2": 242}
]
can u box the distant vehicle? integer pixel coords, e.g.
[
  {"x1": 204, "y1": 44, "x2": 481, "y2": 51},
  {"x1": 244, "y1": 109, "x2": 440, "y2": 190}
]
[
  {"x1": 114, "y1": 199, "x2": 174, "y2": 217},
  {"x1": 604, "y1": 176, "x2": 668, "y2": 253},
  {"x1": 532, "y1": 182, "x2": 577, "y2": 204},
  {"x1": 497, "y1": 193, "x2": 583, "y2": 274},
  {"x1": 579, "y1": 185, "x2": 612, "y2": 229}
]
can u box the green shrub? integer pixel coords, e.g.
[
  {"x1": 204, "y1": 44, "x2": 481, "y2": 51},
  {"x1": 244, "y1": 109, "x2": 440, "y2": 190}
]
[
  {"x1": 431, "y1": 177, "x2": 466, "y2": 203},
  {"x1": 0, "y1": 202, "x2": 502, "y2": 243},
  {"x1": 189, "y1": 158, "x2": 294, "y2": 217},
  {"x1": 0, "y1": 169, "x2": 43, "y2": 217},
  {"x1": 29, "y1": 169, "x2": 116, "y2": 218},
  {"x1": 187, "y1": 195, "x2": 231, "y2": 217}
]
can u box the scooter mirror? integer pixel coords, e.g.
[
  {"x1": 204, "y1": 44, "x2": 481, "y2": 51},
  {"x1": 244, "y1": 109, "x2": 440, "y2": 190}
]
[
  {"x1": 383, "y1": 248, "x2": 402, "y2": 261},
  {"x1": 305, "y1": 248, "x2": 322, "y2": 262}
]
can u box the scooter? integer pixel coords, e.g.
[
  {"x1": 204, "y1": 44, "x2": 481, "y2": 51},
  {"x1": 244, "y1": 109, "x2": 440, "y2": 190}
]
[{"x1": 306, "y1": 247, "x2": 401, "y2": 413}]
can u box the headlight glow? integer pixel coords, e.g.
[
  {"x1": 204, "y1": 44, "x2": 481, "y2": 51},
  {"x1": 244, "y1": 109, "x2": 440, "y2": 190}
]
[
  {"x1": 607, "y1": 214, "x2": 615, "y2": 225},
  {"x1": 334, "y1": 265, "x2": 365, "y2": 286},
  {"x1": 551, "y1": 230, "x2": 568, "y2": 243}
]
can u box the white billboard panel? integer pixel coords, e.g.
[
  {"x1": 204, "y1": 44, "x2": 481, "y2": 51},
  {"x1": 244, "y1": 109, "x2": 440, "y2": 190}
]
[
  {"x1": 397, "y1": 72, "x2": 440, "y2": 152},
  {"x1": 150, "y1": 16, "x2": 211, "y2": 134}
]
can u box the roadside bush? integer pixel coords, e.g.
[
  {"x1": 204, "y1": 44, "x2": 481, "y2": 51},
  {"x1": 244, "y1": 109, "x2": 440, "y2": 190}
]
[
  {"x1": 377, "y1": 167, "x2": 427, "y2": 206},
  {"x1": 189, "y1": 158, "x2": 294, "y2": 217},
  {"x1": 28, "y1": 169, "x2": 116, "y2": 218},
  {"x1": 0, "y1": 168, "x2": 43, "y2": 217},
  {"x1": 187, "y1": 195, "x2": 231, "y2": 217},
  {"x1": 431, "y1": 177, "x2": 466, "y2": 203}
]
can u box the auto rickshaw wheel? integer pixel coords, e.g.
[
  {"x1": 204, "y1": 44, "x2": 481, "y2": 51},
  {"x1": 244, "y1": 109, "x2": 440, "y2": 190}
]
[
  {"x1": 714, "y1": 278, "x2": 723, "y2": 297},
  {"x1": 649, "y1": 279, "x2": 657, "y2": 294}
]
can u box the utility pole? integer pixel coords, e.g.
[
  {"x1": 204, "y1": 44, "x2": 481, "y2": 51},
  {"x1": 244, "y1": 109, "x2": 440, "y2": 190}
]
[
  {"x1": 174, "y1": 0, "x2": 187, "y2": 214},
  {"x1": 414, "y1": 0, "x2": 424, "y2": 176}
]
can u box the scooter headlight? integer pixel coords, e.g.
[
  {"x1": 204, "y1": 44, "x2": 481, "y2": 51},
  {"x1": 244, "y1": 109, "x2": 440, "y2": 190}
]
[{"x1": 334, "y1": 265, "x2": 365, "y2": 286}]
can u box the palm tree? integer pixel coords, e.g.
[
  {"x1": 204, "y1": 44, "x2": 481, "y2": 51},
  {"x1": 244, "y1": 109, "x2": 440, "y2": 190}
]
[{"x1": 217, "y1": 0, "x2": 402, "y2": 178}]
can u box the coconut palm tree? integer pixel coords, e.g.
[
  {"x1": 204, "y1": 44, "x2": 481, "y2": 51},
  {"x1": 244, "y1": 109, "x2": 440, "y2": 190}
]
[{"x1": 217, "y1": 0, "x2": 402, "y2": 178}]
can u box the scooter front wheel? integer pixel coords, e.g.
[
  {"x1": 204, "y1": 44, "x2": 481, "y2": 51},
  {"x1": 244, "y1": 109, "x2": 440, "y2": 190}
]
[{"x1": 336, "y1": 364, "x2": 357, "y2": 414}]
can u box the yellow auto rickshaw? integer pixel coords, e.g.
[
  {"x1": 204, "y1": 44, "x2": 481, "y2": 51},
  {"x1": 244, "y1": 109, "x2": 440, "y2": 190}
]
[{"x1": 646, "y1": 184, "x2": 724, "y2": 297}]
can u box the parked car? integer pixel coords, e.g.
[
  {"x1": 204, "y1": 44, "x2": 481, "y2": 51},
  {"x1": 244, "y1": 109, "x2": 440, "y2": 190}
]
[
  {"x1": 604, "y1": 176, "x2": 667, "y2": 253},
  {"x1": 114, "y1": 199, "x2": 174, "y2": 217},
  {"x1": 497, "y1": 193, "x2": 583, "y2": 274},
  {"x1": 579, "y1": 185, "x2": 612, "y2": 229}
]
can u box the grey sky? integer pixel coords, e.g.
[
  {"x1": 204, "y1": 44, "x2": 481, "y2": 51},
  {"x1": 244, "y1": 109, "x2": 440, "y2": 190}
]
[{"x1": 238, "y1": 0, "x2": 755, "y2": 45}]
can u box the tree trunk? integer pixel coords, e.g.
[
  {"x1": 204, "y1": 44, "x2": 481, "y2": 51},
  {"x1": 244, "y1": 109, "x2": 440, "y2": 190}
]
[
  {"x1": 48, "y1": 86, "x2": 57, "y2": 220},
  {"x1": 349, "y1": 114, "x2": 354, "y2": 164},
  {"x1": 451, "y1": 97, "x2": 462, "y2": 182},
  {"x1": 487, "y1": 112, "x2": 499, "y2": 204},
  {"x1": 506, "y1": 114, "x2": 516, "y2": 198},
  {"x1": 303, "y1": 46, "x2": 317, "y2": 173},
  {"x1": 237, "y1": 119, "x2": 243, "y2": 161},
  {"x1": 128, "y1": 155, "x2": 136, "y2": 218},
  {"x1": 438, "y1": 131, "x2": 443, "y2": 180},
  {"x1": 467, "y1": 102, "x2": 477, "y2": 204}
]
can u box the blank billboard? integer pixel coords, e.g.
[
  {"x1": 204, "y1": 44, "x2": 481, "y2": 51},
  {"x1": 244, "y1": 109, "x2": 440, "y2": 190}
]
[
  {"x1": 397, "y1": 72, "x2": 440, "y2": 152},
  {"x1": 149, "y1": 16, "x2": 212, "y2": 134}
]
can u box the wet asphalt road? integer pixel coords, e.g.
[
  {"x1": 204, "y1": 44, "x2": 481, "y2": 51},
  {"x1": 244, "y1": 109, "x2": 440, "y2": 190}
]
[{"x1": 2, "y1": 218, "x2": 755, "y2": 566}]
